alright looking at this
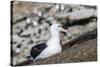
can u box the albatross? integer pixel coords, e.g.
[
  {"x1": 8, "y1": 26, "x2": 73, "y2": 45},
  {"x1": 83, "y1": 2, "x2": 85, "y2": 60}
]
[{"x1": 26, "y1": 24, "x2": 68, "y2": 62}]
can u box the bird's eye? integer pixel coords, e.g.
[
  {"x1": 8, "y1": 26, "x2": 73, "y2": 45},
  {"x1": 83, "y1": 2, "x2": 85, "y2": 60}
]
[{"x1": 58, "y1": 26, "x2": 61, "y2": 27}]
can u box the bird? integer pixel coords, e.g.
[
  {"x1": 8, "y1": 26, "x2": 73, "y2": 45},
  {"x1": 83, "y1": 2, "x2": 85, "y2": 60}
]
[{"x1": 26, "y1": 23, "x2": 68, "y2": 62}]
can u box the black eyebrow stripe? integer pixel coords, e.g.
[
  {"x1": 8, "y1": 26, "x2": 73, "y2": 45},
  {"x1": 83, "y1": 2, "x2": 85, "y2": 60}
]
[{"x1": 58, "y1": 26, "x2": 61, "y2": 27}]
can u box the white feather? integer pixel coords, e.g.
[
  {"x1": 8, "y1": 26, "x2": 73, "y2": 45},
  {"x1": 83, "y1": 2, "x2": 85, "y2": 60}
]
[{"x1": 35, "y1": 24, "x2": 62, "y2": 59}]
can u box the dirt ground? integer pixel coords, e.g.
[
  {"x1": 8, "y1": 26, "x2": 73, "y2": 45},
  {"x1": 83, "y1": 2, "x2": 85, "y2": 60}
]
[{"x1": 15, "y1": 34, "x2": 97, "y2": 66}]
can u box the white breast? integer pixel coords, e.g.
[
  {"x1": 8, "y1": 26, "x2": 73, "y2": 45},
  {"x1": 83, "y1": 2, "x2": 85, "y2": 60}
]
[
  {"x1": 35, "y1": 37, "x2": 62, "y2": 59},
  {"x1": 35, "y1": 24, "x2": 62, "y2": 59}
]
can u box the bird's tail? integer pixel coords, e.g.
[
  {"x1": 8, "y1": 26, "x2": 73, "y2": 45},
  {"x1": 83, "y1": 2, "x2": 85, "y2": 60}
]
[{"x1": 25, "y1": 55, "x2": 33, "y2": 60}]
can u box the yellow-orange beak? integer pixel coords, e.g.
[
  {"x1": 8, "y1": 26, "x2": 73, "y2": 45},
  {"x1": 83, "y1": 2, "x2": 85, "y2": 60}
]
[{"x1": 60, "y1": 27, "x2": 68, "y2": 33}]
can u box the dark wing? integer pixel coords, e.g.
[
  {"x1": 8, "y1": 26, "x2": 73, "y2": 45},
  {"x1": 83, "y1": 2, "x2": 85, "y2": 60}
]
[{"x1": 30, "y1": 43, "x2": 47, "y2": 59}]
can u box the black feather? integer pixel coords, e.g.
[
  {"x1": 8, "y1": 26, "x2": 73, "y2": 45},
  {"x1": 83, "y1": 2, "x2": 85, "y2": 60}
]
[{"x1": 30, "y1": 43, "x2": 47, "y2": 59}]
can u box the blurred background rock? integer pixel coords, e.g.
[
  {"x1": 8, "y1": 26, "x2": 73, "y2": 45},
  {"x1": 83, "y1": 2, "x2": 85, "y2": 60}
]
[{"x1": 11, "y1": 1, "x2": 97, "y2": 66}]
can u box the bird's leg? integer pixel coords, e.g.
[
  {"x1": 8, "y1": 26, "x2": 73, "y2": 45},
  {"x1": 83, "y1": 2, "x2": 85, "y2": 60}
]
[
  {"x1": 33, "y1": 59, "x2": 36, "y2": 63},
  {"x1": 31, "y1": 59, "x2": 36, "y2": 65}
]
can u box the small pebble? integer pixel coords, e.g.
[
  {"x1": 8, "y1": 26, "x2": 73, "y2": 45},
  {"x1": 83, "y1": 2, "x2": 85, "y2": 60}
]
[
  {"x1": 38, "y1": 28, "x2": 42, "y2": 34},
  {"x1": 17, "y1": 44, "x2": 22, "y2": 48},
  {"x1": 61, "y1": 5, "x2": 65, "y2": 10},
  {"x1": 33, "y1": 33, "x2": 36, "y2": 36},
  {"x1": 32, "y1": 20, "x2": 38, "y2": 26},
  {"x1": 28, "y1": 40, "x2": 34, "y2": 44},
  {"x1": 38, "y1": 11, "x2": 42, "y2": 16},
  {"x1": 26, "y1": 18, "x2": 31, "y2": 23},
  {"x1": 16, "y1": 48, "x2": 20, "y2": 53},
  {"x1": 45, "y1": 27, "x2": 48, "y2": 31},
  {"x1": 55, "y1": 4, "x2": 60, "y2": 10}
]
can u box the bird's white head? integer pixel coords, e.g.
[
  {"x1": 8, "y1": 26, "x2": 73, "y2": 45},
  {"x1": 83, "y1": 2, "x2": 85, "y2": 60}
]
[
  {"x1": 50, "y1": 24, "x2": 68, "y2": 36},
  {"x1": 50, "y1": 24, "x2": 67, "y2": 32}
]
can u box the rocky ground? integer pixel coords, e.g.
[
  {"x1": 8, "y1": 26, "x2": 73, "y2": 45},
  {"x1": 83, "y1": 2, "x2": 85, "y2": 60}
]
[{"x1": 11, "y1": 1, "x2": 97, "y2": 66}]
